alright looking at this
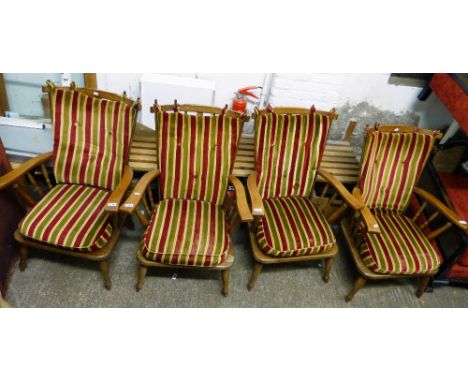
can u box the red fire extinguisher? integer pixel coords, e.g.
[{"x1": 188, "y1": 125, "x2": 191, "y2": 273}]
[{"x1": 232, "y1": 86, "x2": 262, "y2": 113}]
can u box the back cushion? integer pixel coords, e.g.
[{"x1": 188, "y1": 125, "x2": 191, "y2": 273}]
[
  {"x1": 157, "y1": 112, "x2": 241, "y2": 205},
  {"x1": 359, "y1": 130, "x2": 435, "y2": 213},
  {"x1": 51, "y1": 88, "x2": 136, "y2": 190},
  {"x1": 255, "y1": 112, "x2": 331, "y2": 199}
]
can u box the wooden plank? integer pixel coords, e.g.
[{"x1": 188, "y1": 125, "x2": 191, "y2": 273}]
[
  {"x1": 83, "y1": 73, "x2": 98, "y2": 89},
  {"x1": 0, "y1": 74, "x2": 9, "y2": 116},
  {"x1": 320, "y1": 161, "x2": 360, "y2": 170}
]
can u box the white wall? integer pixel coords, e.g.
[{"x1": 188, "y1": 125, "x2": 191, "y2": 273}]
[{"x1": 96, "y1": 73, "x2": 454, "y2": 133}]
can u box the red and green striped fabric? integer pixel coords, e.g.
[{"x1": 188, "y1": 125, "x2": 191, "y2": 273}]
[
  {"x1": 359, "y1": 212, "x2": 440, "y2": 275},
  {"x1": 157, "y1": 112, "x2": 241, "y2": 205},
  {"x1": 256, "y1": 196, "x2": 336, "y2": 257},
  {"x1": 255, "y1": 111, "x2": 330, "y2": 199},
  {"x1": 358, "y1": 130, "x2": 435, "y2": 213},
  {"x1": 19, "y1": 184, "x2": 112, "y2": 252},
  {"x1": 50, "y1": 87, "x2": 136, "y2": 190},
  {"x1": 142, "y1": 199, "x2": 229, "y2": 267}
]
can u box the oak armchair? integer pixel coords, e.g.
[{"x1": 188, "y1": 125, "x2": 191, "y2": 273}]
[
  {"x1": 120, "y1": 102, "x2": 252, "y2": 296},
  {"x1": 341, "y1": 125, "x2": 468, "y2": 301},
  {"x1": 0, "y1": 81, "x2": 141, "y2": 290},
  {"x1": 246, "y1": 105, "x2": 376, "y2": 290}
]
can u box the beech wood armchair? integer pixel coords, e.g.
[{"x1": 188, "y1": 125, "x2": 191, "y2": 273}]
[
  {"x1": 120, "y1": 101, "x2": 253, "y2": 296},
  {"x1": 246, "y1": 105, "x2": 377, "y2": 290},
  {"x1": 0, "y1": 81, "x2": 141, "y2": 290},
  {"x1": 341, "y1": 125, "x2": 468, "y2": 301}
]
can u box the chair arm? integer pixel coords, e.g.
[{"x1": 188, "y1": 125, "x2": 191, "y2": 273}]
[
  {"x1": 119, "y1": 169, "x2": 160, "y2": 215},
  {"x1": 247, "y1": 171, "x2": 264, "y2": 217},
  {"x1": 105, "y1": 166, "x2": 134, "y2": 213},
  {"x1": 0, "y1": 152, "x2": 53, "y2": 190},
  {"x1": 413, "y1": 187, "x2": 468, "y2": 230},
  {"x1": 228, "y1": 176, "x2": 253, "y2": 222},
  {"x1": 317, "y1": 168, "x2": 364, "y2": 211},
  {"x1": 352, "y1": 188, "x2": 380, "y2": 234}
]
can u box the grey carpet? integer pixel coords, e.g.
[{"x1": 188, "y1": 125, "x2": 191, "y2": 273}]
[{"x1": 5, "y1": 222, "x2": 468, "y2": 308}]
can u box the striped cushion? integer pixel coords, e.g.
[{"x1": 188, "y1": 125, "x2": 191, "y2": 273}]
[
  {"x1": 157, "y1": 112, "x2": 241, "y2": 205},
  {"x1": 359, "y1": 212, "x2": 440, "y2": 275},
  {"x1": 51, "y1": 88, "x2": 136, "y2": 190},
  {"x1": 142, "y1": 199, "x2": 229, "y2": 267},
  {"x1": 255, "y1": 112, "x2": 330, "y2": 199},
  {"x1": 359, "y1": 130, "x2": 435, "y2": 213},
  {"x1": 19, "y1": 184, "x2": 112, "y2": 252},
  {"x1": 256, "y1": 196, "x2": 336, "y2": 257}
]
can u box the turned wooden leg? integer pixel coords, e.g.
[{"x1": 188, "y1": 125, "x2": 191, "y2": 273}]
[
  {"x1": 322, "y1": 258, "x2": 334, "y2": 283},
  {"x1": 248, "y1": 262, "x2": 263, "y2": 291},
  {"x1": 222, "y1": 270, "x2": 230, "y2": 297},
  {"x1": 19, "y1": 246, "x2": 28, "y2": 271},
  {"x1": 345, "y1": 276, "x2": 367, "y2": 302},
  {"x1": 136, "y1": 265, "x2": 147, "y2": 292},
  {"x1": 99, "y1": 260, "x2": 112, "y2": 290},
  {"x1": 417, "y1": 276, "x2": 431, "y2": 298}
]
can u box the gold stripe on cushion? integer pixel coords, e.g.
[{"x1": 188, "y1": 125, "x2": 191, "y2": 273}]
[
  {"x1": 157, "y1": 112, "x2": 241, "y2": 205},
  {"x1": 359, "y1": 130, "x2": 435, "y2": 213},
  {"x1": 50, "y1": 88, "x2": 136, "y2": 190},
  {"x1": 359, "y1": 212, "x2": 440, "y2": 275},
  {"x1": 142, "y1": 199, "x2": 229, "y2": 267},
  {"x1": 256, "y1": 196, "x2": 336, "y2": 257},
  {"x1": 19, "y1": 184, "x2": 112, "y2": 252},
  {"x1": 255, "y1": 112, "x2": 330, "y2": 199}
]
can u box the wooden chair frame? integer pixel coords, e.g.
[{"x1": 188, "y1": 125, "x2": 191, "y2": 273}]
[
  {"x1": 0, "y1": 82, "x2": 141, "y2": 290},
  {"x1": 341, "y1": 125, "x2": 468, "y2": 302},
  {"x1": 245, "y1": 106, "x2": 378, "y2": 290},
  {"x1": 120, "y1": 102, "x2": 253, "y2": 296}
]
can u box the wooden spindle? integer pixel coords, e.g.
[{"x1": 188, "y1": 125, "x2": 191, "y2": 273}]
[
  {"x1": 322, "y1": 192, "x2": 338, "y2": 213},
  {"x1": 135, "y1": 207, "x2": 148, "y2": 226},
  {"x1": 141, "y1": 192, "x2": 151, "y2": 216},
  {"x1": 40, "y1": 163, "x2": 53, "y2": 190},
  {"x1": 326, "y1": 204, "x2": 348, "y2": 224},
  {"x1": 426, "y1": 222, "x2": 453, "y2": 241},
  {"x1": 147, "y1": 187, "x2": 155, "y2": 209},
  {"x1": 411, "y1": 201, "x2": 427, "y2": 222},
  {"x1": 420, "y1": 211, "x2": 439, "y2": 230},
  {"x1": 26, "y1": 172, "x2": 45, "y2": 198},
  {"x1": 320, "y1": 183, "x2": 329, "y2": 198}
]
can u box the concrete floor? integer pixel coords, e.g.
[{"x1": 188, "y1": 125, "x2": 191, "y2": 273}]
[{"x1": 5, "y1": 220, "x2": 468, "y2": 308}]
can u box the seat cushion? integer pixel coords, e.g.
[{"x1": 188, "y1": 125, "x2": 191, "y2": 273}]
[
  {"x1": 19, "y1": 184, "x2": 112, "y2": 252},
  {"x1": 142, "y1": 199, "x2": 229, "y2": 267},
  {"x1": 256, "y1": 196, "x2": 336, "y2": 257},
  {"x1": 359, "y1": 212, "x2": 441, "y2": 275}
]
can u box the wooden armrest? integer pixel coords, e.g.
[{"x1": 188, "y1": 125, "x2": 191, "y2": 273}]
[
  {"x1": 247, "y1": 171, "x2": 264, "y2": 217},
  {"x1": 228, "y1": 176, "x2": 253, "y2": 222},
  {"x1": 119, "y1": 169, "x2": 160, "y2": 214},
  {"x1": 105, "y1": 166, "x2": 134, "y2": 213},
  {"x1": 352, "y1": 188, "x2": 380, "y2": 234},
  {"x1": 317, "y1": 168, "x2": 364, "y2": 211},
  {"x1": 0, "y1": 152, "x2": 53, "y2": 190},
  {"x1": 413, "y1": 187, "x2": 468, "y2": 230}
]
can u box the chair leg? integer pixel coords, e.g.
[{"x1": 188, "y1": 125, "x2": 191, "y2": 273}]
[
  {"x1": 222, "y1": 270, "x2": 230, "y2": 297},
  {"x1": 99, "y1": 260, "x2": 112, "y2": 290},
  {"x1": 345, "y1": 276, "x2": 367, "y2": 302},
  {"x1": 248, "y1": 262, "x2": 263, "y2": 291},
  {"x1": 322, "y1": 258, "x2": 334, "y2": 283},
  {"x1": 19, "y1": 246, "x2": 28, "y2": 271},
  {"x1": 136, "y1": 265, "x2": 147, "y2": 292},
  {"x1": 417, "y1": 276, "x2": 431, "y2": 298}
]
